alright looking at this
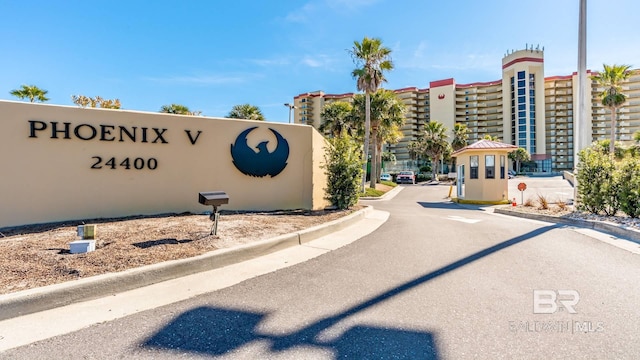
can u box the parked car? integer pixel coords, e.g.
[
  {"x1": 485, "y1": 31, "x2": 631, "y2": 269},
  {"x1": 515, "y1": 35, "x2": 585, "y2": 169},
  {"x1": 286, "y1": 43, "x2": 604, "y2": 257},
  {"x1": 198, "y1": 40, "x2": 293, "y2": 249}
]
[
  {"x1": 396, "y1": 171, "x2": 416, "y2": 184},
  {"x1": 508, "y1": 170, "x2": 516, "y2": 179},
  {"x1": 380, "y1": 173, "x2": 392, "y2": 182}
]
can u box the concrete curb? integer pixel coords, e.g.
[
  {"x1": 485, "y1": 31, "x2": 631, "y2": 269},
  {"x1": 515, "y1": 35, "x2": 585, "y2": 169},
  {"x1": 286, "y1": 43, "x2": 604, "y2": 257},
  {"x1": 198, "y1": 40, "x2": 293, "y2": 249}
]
[
  {"x1": 0, "y1": 206, "x2": 374, "y2": 321},
  {"x1": 494, "y1": 208, "x2": 640, "y2": 243},
  {"x1": 359, "y1": 184, "x2": 403, "y2": 201}
]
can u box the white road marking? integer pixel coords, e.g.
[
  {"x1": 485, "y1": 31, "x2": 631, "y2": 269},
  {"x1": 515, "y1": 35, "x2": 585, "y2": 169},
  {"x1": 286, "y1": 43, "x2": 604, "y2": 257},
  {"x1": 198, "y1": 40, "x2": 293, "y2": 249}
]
[{"x1": 445, "y1": 215, "x2": 481, "y2": 224}]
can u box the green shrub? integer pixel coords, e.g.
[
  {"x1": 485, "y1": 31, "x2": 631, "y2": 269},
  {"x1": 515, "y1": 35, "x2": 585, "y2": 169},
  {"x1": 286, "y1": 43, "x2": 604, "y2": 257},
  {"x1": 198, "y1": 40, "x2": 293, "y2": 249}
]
[
  {"x1": 618, "y1": 157, "x2": 640, "y2": 218},
  {"x1": 419, "y1": 165, "x2": 431, "y2": 173},
  {"x1": 576, "y1": 147, "x2": 619, "y2": 215},
  {"x1": 416, "y1": 174, "x2": 430, "y2": 182},
  {"x1": 323, "y1": 134, "x2": 363, "y2": 209}
]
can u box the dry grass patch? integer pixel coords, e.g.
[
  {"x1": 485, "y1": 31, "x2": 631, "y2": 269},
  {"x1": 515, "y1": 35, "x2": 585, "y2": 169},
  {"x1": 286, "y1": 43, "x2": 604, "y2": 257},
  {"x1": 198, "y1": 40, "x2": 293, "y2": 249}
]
[{"x1": 0, "y1": 208, "x2": 360, "y2": 295}]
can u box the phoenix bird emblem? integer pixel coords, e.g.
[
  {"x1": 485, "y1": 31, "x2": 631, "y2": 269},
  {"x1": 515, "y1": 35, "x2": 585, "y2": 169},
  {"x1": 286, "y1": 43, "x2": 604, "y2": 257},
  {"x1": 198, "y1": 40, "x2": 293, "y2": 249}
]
[{"x1": 230, "y1": 127, "x2": 290, "y2": 177}]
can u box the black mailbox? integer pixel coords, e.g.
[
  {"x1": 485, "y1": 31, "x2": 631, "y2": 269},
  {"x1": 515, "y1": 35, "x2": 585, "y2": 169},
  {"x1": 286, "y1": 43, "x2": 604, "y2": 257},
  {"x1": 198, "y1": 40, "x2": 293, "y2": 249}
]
[
  {"x1": 198, "y1": 191, "x2": 229, "y2": 207},
  {"x1": 198, "y1": 191, "x2": 229, "y2": 236}
]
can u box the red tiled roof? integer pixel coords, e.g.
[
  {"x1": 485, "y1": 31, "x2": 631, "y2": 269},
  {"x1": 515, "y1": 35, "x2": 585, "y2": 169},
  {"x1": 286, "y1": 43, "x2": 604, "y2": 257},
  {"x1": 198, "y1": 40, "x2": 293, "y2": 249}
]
[
  {"x1": 430, "y1": 78, "x2": 455, "y2": 88},
  {"x1": 452, "y1": 139, "x2": 518, "y2": 156}
]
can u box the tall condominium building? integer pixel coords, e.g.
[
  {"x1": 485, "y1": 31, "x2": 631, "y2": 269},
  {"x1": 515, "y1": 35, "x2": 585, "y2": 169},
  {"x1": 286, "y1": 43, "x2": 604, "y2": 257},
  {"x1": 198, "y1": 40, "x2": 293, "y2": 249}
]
[{"x1": 292, "y1": 49, "x2": 640, "y2": 172}]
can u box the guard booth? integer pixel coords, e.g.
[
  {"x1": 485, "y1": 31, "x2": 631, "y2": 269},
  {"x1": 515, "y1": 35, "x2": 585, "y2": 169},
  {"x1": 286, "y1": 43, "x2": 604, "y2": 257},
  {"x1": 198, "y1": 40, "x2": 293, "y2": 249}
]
[{"x1": 451, "y1": 140, "x2": 517, "y2": 204}]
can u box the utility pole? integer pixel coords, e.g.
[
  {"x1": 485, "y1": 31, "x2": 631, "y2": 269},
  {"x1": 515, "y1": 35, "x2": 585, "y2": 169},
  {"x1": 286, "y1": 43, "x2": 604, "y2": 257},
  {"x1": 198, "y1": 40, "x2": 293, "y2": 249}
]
[{"x1": 574, "y1": 0, "x2": 587, "y2": 207}]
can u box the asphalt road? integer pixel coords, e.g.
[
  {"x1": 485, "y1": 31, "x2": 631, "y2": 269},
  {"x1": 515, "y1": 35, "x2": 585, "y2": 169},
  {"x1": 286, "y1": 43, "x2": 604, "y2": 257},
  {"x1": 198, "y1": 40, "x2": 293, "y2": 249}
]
[{"x1": 3, "y1": 184, "x2": 639, "y2": 359}]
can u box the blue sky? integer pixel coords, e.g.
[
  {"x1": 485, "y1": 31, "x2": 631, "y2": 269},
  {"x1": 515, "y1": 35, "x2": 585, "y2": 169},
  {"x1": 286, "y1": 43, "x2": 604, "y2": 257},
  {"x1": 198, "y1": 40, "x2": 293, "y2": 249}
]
[{"x1": 1, "y1": 0, "x2": 638, "y2": 123}]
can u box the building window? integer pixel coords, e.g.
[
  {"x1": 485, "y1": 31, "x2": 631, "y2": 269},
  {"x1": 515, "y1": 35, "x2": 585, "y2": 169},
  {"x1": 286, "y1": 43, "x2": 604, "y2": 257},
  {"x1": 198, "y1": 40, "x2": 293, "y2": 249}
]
[
  {"x1": 485, "y1": 155, "x2": 495, "y2": 179},
  {"x1": 470, "y1": 156, "x2": 479, "y2": 179},
  {"x1": 500, "y1": 155, "x2": 505, "y2": 179},
  {"x1": 518, "y1": 71, "x2": 525, "y2": 80}
]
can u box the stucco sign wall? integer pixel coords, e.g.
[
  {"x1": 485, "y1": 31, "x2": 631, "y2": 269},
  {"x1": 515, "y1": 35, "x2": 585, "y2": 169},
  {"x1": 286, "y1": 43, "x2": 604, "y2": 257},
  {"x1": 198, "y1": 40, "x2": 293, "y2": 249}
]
[{"x1": 0, "y1": 101, "x2": 329, "y2": 228}]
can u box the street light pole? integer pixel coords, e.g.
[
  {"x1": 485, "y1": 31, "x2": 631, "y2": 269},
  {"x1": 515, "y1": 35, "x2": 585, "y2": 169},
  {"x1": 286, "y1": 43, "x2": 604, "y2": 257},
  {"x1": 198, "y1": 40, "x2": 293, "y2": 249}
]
[{"x1": 284, "y1": 103, "x2": 296, "y2": 124}]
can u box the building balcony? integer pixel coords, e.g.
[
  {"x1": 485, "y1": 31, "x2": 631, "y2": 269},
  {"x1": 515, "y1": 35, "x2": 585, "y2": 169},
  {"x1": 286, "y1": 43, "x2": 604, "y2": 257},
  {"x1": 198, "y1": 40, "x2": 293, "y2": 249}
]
[{"x1": 456, "y1": 89, "x2": 477, "y2": 95}]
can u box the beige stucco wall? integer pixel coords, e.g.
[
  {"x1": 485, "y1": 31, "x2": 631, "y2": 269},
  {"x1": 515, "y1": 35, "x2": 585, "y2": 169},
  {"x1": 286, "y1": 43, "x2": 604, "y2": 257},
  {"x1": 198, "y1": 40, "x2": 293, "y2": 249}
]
[
  {"x1": 429, "y1": 81, "x2": 456, "y2": 134},
  {"x1": 0, "y1": 101, "x2": 329, "y2": 228},
  {"x1": 455, "y1": 150, "x2": 510, "y2": 202}
]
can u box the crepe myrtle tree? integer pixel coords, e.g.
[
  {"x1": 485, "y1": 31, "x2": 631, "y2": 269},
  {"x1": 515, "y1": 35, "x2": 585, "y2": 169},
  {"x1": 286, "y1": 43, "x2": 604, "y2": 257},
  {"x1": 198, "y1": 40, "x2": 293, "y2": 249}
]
[{"x1": 72, "y1": 95, "x2": 121, "y2": 109}]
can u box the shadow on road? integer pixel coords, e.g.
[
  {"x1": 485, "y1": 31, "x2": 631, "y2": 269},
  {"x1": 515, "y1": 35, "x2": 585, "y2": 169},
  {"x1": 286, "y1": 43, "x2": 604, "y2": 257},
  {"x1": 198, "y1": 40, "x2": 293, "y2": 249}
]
[
  {"x1": 417, "y1": 201, "x2": 465, "y2": 210},
  {"x1": 143, "y1": 307, "x2": 437, "y2": 359},
  {"x1": 141, "y1": 225, "x2": 558, "y2": 358}
]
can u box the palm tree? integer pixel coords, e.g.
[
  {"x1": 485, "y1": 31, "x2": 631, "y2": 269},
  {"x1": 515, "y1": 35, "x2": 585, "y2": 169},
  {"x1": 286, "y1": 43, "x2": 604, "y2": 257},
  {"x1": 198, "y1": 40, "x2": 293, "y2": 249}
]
[
  {"x1": 353, "y1": 90, "x2": 405, "y2": 182},
  {"x1": 450, "y1": 123, "x2": 469, "y2": 171},
  {"x1": 407, "y1": 140, "x2": 423, "y2": 161},
  {"x1": 319, "y1": 101, "x2": 356, "y2": 138},
  {"x1": 227, "y1": 104, "x2": 265, "y2": 121},
  {"x1": 375, "y1": 124, "x2": 403, "y2": 179},
  {"x1": 591, "y1": 64, "x2": 632, "y2": 154},
  {"x1": 350, "y1": 36, "x2": 394, "y2": 191},
  {"x1": 421, "y1": 121, "x2": 449, "y2": 180},
  {"x1": 160, "y1": 104, "x2": 200, "y2": 115},
  {"x1": 451, "y1": 123, "x2": 470, "y2": 151},
  {"x1": 631, "y1": 131, "x2": 640, "y2": 157},
  {"x1": 10, "y1": 85, "x2": 49, "y2": 103},
  {"x1": 482, "y1": 134, "x2": 499, "y2": 141},
  {"x1": 508, "y1": 147, "x2": 530, "y2": 173}
]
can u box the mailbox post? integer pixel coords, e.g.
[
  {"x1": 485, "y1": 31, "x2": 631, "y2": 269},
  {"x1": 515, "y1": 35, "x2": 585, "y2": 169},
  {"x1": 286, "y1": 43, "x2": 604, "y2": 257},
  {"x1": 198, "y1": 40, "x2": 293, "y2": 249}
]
[{"x1": 198, "y1": 191, "x2": 229, "y2": 235}]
